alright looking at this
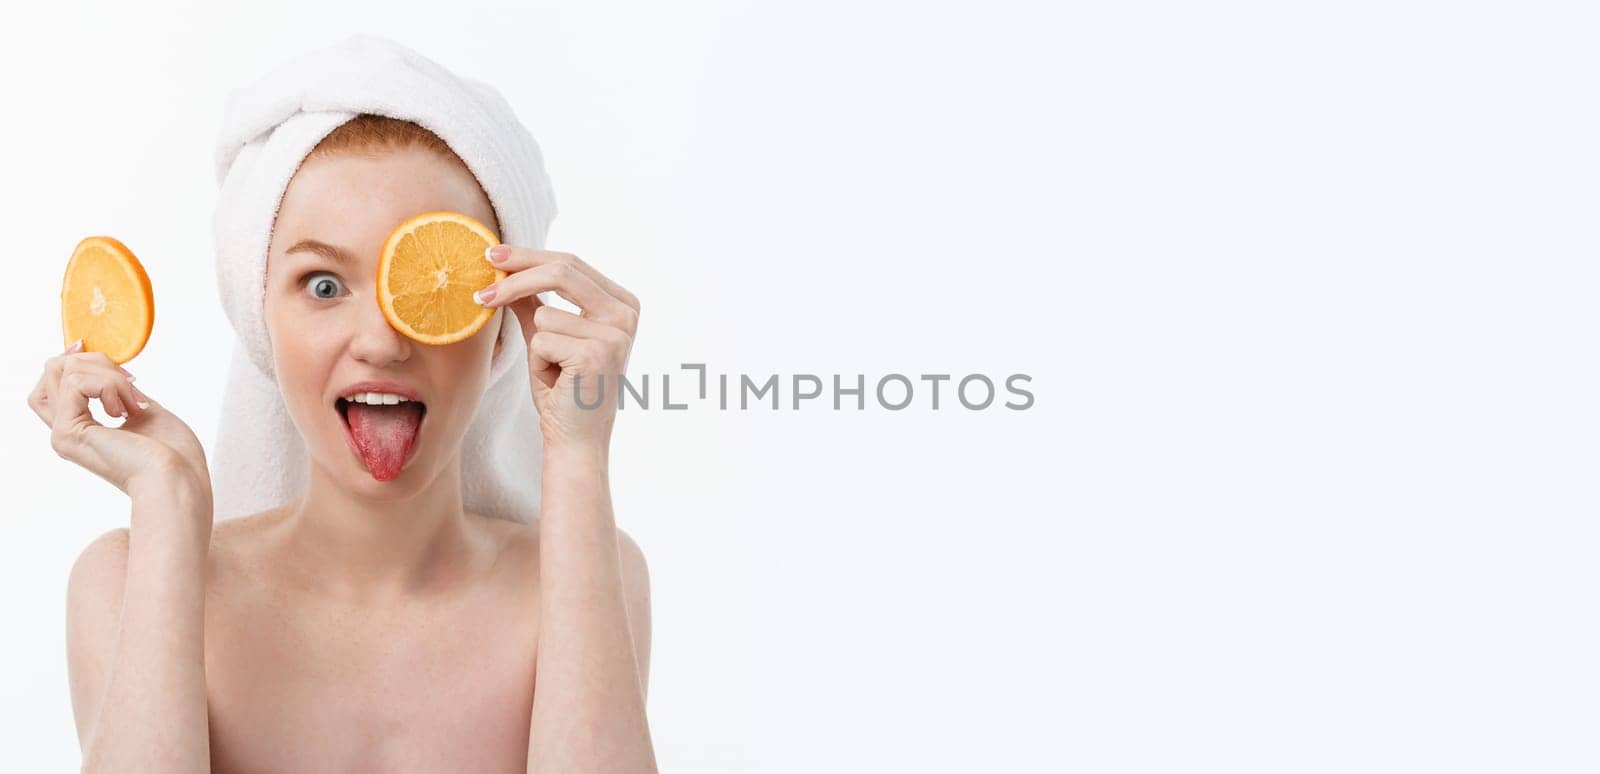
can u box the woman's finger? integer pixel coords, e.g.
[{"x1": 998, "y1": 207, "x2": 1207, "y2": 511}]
[
  {"x1": 68, "y1": 364, "x2": 124, "y2": 419},
  {"x1": 487, "y1": 246, "x2": 640, "y2": 312},
  {"x1": 510, "y1": 302, "x2": 559, "y2": 390},
  {"x1": 527, "y1": 346, "x2": 561, "y2": 392},
  {"x1": 77, "y1": 352, "x2": 143, "y2": 416},
  {"x1": 99, "y1": 379, "x2": 129, "y2": 419},
  {"x1": 46, "y1": 368, "x2": 150, "y2": 492},
  {"x1": 130, "y1": 383, "x2": 153, "y2": 410},
  {"x1": 59, "y1": 358, "x2": 140, "y2": 419},
  {"x1": 28, "y1": 368, "x2": 57, "y2": 425},
  {"x1": 49, "y1": 368, "x2": 98, "y2": 432},
  {"x1": 29, "y1": 343, "x2": 101, "y2": 425},
  {"x1": 506, "y1": 292, "x2": 544, "y2": 348},
  {"x1": 528, "y1": 329, "x2": 588, "y2": 368},
  {"x1": 531, "y1": 304, "x2": 633, "y2": 348},
  {"x1": 113, "y1": 374, "x2": 146, "y2": 416},
  {"x1": 479, "y1": 261, "x2": 637, "y2": 334}
]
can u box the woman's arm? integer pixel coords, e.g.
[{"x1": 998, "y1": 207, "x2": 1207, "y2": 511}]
[
  {"x1": 527, "y1": 443, "x2": 656, "y2": 773},
  {"x1": 33, "y1": 343, "x2": 216, "y2": 770},
  {"x1": 472, "y1": 242, "x2": 655, "y2": 771},
  {"x1": 67, "y1": 472, "x2": 212, "y2": 773}
]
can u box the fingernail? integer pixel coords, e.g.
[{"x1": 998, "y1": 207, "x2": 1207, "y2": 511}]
[
  {"x1": 474, "y1": 285, "x2": 497, "y2": 305},
  {"x1": 136, "y1": 400, "x2": 150, "y2": 410},
  {"x1": 66, "y1": 339, "x2": 83, "y2": 353},
  {"x1": 486, "y1": 245, "x2": 510, "y2": 264}
]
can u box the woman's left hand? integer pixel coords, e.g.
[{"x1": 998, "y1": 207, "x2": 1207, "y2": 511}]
[{"x1": 475, "y1": 245, "x2": 640, "y2": 450}]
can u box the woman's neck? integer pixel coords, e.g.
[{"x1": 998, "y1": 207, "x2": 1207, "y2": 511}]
[{"x1": 279, "y1": 456, "x2": 477, "y2": 602}]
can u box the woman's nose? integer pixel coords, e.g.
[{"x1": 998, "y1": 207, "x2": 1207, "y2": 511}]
[{"x1": 348, "y1": 296, "x2": 412, "y2": 365}]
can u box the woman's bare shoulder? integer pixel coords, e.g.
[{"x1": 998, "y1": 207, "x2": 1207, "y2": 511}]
[
  {"x1": 468, "y1": 515, "x2": 640, "y2": 565},
  {"x1": 469, "y1": 515, "x2": 648, "y2": 607},
  {"x1": 207, "y1": 507, "x2": 282, "y2": 555},
  {"x1": 471, "y1": 514, "x2": 646, "y2": 554},
  {"x1": 205, "y1": 506, "x2": 294, "y2": 587},
  {"x1": 66, "y1": 527, "x2": 131, "y2": 614},
  {"x1": 67, "y1": 506, "x2": 281, "y2": 574}
]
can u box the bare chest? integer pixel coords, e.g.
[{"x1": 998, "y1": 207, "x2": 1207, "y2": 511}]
[{"x1": 201, "y1": 588, "x2": 539, "y2": 773}]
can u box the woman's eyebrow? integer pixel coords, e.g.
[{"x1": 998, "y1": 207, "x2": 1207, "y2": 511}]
[{"x1": 284, "y1": 239, "x2": 358, "y2": 266}]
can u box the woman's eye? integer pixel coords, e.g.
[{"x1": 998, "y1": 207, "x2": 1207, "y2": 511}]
[{"x1": 302, "y1": 272, "x2": 346, "y2": 300}]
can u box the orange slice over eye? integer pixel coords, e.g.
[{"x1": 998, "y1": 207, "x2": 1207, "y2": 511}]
[
  {"x1": 377, "y1": 211, "x2": 504, "y2": 345},
  {"x1": 60, "y1": 235, "x2": 155, "y2": 364}
]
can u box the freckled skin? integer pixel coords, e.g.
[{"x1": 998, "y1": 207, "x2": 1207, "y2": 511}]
[
  {"x1": 264, "y1": 148, "x2": 505, "y2": 489},
  {"x1": 59, "y1": 132, "x2": 653, "y2": 769},
  {"x1": 205, "y1": 147, "x2": 542, "y2": 771},
  {"x1": 203, "y1": 507, "x2": 543, "y2": 772}
]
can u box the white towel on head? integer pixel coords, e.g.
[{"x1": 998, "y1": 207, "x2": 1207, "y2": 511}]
[{"x1": 209, "y1": 33, "x2": 556, "y2": 524}]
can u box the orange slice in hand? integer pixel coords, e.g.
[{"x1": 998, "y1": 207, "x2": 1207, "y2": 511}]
[
  {"x1": 378, "y1": 211, "x2": 505, "y2": 345},
  {"x1": 60, "y1": 236, "x2": 155, "y2": 364}
]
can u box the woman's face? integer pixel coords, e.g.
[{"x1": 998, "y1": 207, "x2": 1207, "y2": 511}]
[{"x1": 263, "y1": 146, "x2": 503, "y2": 494}]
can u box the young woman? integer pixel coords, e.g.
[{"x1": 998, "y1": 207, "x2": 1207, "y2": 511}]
[{"x1": 28, "y1": 114, "x2": 655, "y2": 771}]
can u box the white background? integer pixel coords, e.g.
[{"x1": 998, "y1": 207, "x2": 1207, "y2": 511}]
[{"x1": 1, "y1": 1, "x2": 1595, "y2": 772}]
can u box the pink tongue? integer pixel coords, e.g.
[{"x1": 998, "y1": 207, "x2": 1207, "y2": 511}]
[{"x1": 346, "y1": 402, "x2": 423, "y2": 481}]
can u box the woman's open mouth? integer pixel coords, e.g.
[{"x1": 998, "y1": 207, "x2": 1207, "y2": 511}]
[{"x1": 336, "y1": 395, "x2": 427, "y2": 482}]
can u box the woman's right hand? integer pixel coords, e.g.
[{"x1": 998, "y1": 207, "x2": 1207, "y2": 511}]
[{"x1": 27, "y1": 339, "x2": 212, "y2": 502}]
